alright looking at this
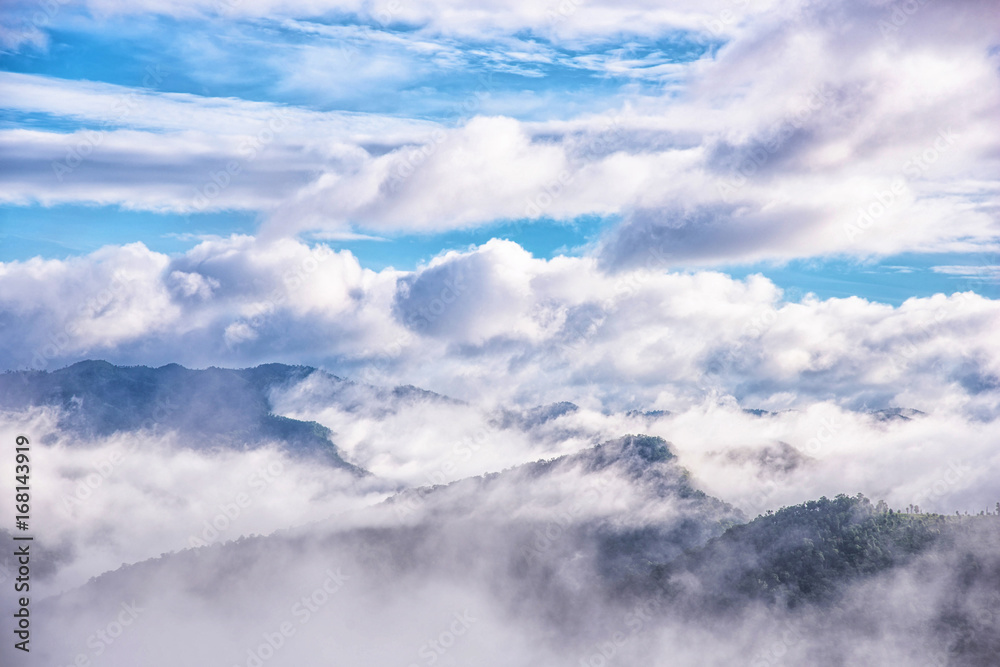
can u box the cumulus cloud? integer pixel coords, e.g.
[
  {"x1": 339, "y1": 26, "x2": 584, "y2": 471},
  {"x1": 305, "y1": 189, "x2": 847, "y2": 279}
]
[
  {"x1": 0, "y1": 236, "x2": 404, "y2": 370},
  {"x1": 4, "y1": 2, "x2": 1000, "y2": 664},
  {"x1": 2, "y1": 235, "x2": 998, "y2": 417},
  {"x1": 3, "y1": 235, "x2": 997, "y2": 522},
  {"x1": 269, "y1": 0, "x2": 995, "y2": 261}
]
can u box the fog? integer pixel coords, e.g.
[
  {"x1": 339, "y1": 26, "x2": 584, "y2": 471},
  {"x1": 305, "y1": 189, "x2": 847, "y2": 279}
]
[
  {"x1": 3, "y1": 414, "x2": 998, "y2": 666},
  {"x1": 272, "y1": 371, "x2": 1000, "y2": 517},
  {"x1": 0, "y1": 406, "x2": 390, "y2": 598},
  {"x1": 1, "y1": 365, "x2": 998, "y2": 667}
]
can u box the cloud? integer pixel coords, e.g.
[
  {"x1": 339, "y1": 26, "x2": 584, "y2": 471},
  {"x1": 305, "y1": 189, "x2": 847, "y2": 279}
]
[
  {"x1": 932, "y1": 264, "x2": 1000, "y2": 280},
  {"x1": 270, "y1": 374, "x2": 1000, "y2": 520},
  {"x1": 0, "y1": 73, "x2": 438, "y2": 214},
  {"x1": 262, "y1": 0, "x2": 997, "y2": 260},
  {"x1": 3, "y1": 3, "x2": 999, "y2": 664},
  {"x1": 0, "y1": 72, "x2": 435, "y2": 138},
  {"x1": 5, "y1": 1, "x2": 998, "y2": 265},
  {"x1": 2, "y1": 235, "x2": 998, "y2": 420},
  {"x1": 71, "y1": 0, "x2": 764, "y2": 41},
  {"x1": 5, "y1": 407, "x2": 999, "y2": 667},
  {"x1": 0, "y1": 19, "x2": 47, "y2": 52},
  {"x1": 0, "y1": 236, "x2": 401, "y2": 370},
  {"x1": 0, "y1": 407, "x2": 390, "y2": 597}
]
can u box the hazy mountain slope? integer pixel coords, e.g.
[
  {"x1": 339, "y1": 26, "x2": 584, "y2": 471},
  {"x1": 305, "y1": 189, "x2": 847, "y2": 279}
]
[
  {"x1": 663, "y1": 495, "x2": 951, "y2": 608},
  {"x1": 3, "y1": 363, "x2": 998, "y2": 666},
  {"x1": 0, "y1": 361, "x2": 366, "y2": 471},
  {"x1": 11, "y1": 433, "x2": 998, "y2": 667},
  {"x1": 14, "y1": 435, "x2": 741, "y2": 666}
]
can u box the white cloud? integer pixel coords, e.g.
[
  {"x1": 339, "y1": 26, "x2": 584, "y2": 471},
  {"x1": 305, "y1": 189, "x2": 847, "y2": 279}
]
[
  {"x1": 3, "y1": 3, "x2": 1000, "y2": 662},
  {"x1": 5, "y1": 0, "x2": 998, "y2": 264},
  {"x1": 0, "y1": 19, "x2": 47, "y2": 51},
  {"x1": 0, "y1": 407, "x2": 390, "y2": 596},
  {"x1": 1, "y1": 235, "x2": 998, "y2": 420},
  {"x1": 75, "y1": 0, "x2": 770, "y2": 41},
  {"x1": 932, "y1": 265, "x2": 1000, "y2": 280},
  {"x1": 0, "y1": 72, "x2": 435, "y2": 139}
]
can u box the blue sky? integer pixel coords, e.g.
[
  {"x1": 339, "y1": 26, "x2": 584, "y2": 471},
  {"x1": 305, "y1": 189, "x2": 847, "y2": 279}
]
[
  {"x1": 2, "y1": 203, "x2": 997, "y2": 306},
  {"x1": 1, "y1": 0, "x2": 997, "y2": 307},
  {"x1": 7, "y1": 4, "x2": 1000, "y2": 641},
  {"x1": 0, "y1": 0, "x2": 997, "y2": 425},
  {"x1": 0, "y1": 10, "x2": 707, "y2": 118}
]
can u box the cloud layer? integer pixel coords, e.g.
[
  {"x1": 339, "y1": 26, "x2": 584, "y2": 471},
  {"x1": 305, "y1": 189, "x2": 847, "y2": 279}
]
[
  {"x1": 2, "y1": 235, "x2": 998, "y2": 415},
  {"x1": 3, "y1": 0, "x2": 998, "y2": 265}
]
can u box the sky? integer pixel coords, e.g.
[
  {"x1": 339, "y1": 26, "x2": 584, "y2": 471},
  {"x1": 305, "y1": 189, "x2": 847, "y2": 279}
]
[
  {"x1": 2, "y1": 6, "x2": 1000, "y2": 662},
  {"x1": 0, "y1": 0, "x2": 998, "y2": 411}
]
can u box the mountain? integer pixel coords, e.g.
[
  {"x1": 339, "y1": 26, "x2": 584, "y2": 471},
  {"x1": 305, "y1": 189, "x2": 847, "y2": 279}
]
[
  {"x1": 0, "y1": 361, "x2": 365, "y2": 472},
  {"x1": 14, "y1": 434, "x2": 742, "y2": 665},
  {"x1": 662, "y1": 494, "x2": 949, "y2": 609},
  {"x1": 16, "y1": 434, "x2": 1000, "y2": 667},
  {"x1": 3, "y1": 362, "x2": 998, "y2": 666},
  {"x1": 492, "y1": 401, "x2": 580, "y2": 429},
  {"x1": 869, "y1": 407, "x2": 926, "y2": 422}
]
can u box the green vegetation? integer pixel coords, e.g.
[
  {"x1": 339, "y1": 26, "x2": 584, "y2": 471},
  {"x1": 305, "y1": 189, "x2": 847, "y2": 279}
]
[{"x1": 676, "y1": 493, "x2": 951, "y2": 608}]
